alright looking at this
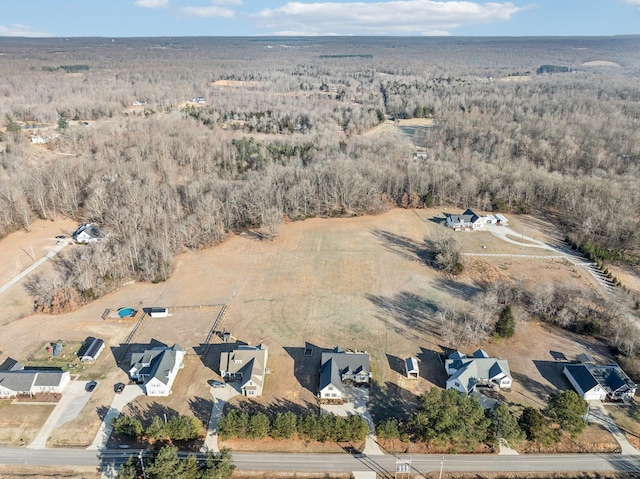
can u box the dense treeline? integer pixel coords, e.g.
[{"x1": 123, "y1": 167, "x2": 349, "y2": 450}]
[
  {"x1": 217, "y1": 409, "x2": 369, "y2": 443},
  {"x1": 0, "y1": 37, "x2": 638, "y2": 315},
  {"x1": 117, "y1": 446, "x2": 234, "y2": 479}
]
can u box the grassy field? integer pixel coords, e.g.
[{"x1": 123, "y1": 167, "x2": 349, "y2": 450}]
[{"x1": 0, "y1": 208, "x2": 620, "y2": 448}]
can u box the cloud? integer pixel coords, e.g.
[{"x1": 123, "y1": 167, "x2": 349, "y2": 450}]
[
  {"x1": 0, "y1": 24, "x2": 52, "y2": 37},
  {"x1": 623, "y1": 0, "x2": 640, "y2": 5},
  {"x1": 180, "y1": 1, "x2": 240, "y2": 17},
  {"x1": 252, "y1": 0, "x2": 530, "y2": 35},
  {"x1": 135, "y1": 0, "x2": 169, "y2": 8}
]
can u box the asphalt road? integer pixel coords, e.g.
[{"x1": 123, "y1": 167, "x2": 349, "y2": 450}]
[{"x1": 1, "y1": 448, "x2": 639, "y2": 474}]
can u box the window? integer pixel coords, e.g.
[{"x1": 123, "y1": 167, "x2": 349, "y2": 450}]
[{"x1": 328, "y1": 386, "x2": 334, "y2": 390}]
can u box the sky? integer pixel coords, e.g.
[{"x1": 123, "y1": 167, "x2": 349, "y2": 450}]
[{"x1": 1, "y1": 0, "x2": 639, "y2": 38}]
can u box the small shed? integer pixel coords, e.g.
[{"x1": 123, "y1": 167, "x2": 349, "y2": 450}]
[
  {"x1": 577, "y1": 353, "x2": 596, "y2": 364},
  {"x1": 78, "y1": 337, "x2": 105, "y2": 363},
  {"x1": 148, "y1": 307, "x2": 169, "y2": 318},
  {"x1": 405, "y1": 357, "x2": 419, "y2": 379},
  {"x1": 495, "y1": 213, "x2": 509, "y2": 226}
]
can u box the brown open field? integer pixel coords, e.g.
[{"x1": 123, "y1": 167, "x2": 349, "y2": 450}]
[
  {"x1": 0, "y1": 401, "x2": 55, "y2": 446},
  {"x1": 0, "y1": 208, "x2": 619, "y2": 447}
]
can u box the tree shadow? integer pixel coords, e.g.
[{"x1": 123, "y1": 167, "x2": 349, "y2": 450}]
[
  {"x1": 188, "y1": 396, "x2": 214, "y2": 425},
  {"x1": 509, "y1": 370, "x2": 554, "y2": 407},
  {"x1": 370, "y1": 229, "x2": 431, "y2": 264},
  {"x1": 369, "y1": 380, "x2": 418, "y2": 424},
  {"x1": 283, "y1": 342, "x2": 327, "y2": 395},
  {"x1": 96, "y1": 405, "x2": 110, "y2": 421},
  {"x1": 366, "y1": 291, "x2": 441, "y2": 342},
  {"x1": 533, "y1": 360, "x2": 574, "y2": 391},
  {"x1": 432, "y1": 277, "x2": 482, "y2": 300},
  {"x1": 417, "y1": 347, "x2": 448, "y2": 387},
  {"x1": 125, "y1": 401, "x2": 179, "y2": 426}
]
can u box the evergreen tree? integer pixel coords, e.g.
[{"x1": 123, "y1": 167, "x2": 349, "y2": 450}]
[
  {"x1": 492, "y1": 402, "x2": 525, "y2": 444},
  {"x1": 518, "y1": 407, "x2": 561, "y2": 445},
  {"x1": 271, "y1": 411, "x2": 297, "y2": 439},
  {"x1": 248, "y1": 412, "x2": 270, "y2": 439},
  {"x1": 495, "y1": 305, "x2": 516, "y2": 338},
  {"x1": 545, "y1": 390, "x2": 588, "y2": 438}
]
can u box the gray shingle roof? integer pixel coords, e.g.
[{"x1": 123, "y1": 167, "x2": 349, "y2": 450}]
[{"x1": 0, "y1": 372, "x2": 37, "y2": 393}]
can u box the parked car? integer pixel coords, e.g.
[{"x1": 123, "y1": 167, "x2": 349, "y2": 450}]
[
  {"x1": 114, "y1": 382, "x2": 125, "y2": 394},
  {"x1": 86, "y1": 381, "x2": 97, "y2": 392},
  {"x1": 212, "y1": 381, "x2": 226, "y2": 388},
  {"x1": 55, "y1": 235, "x2": 66, "y2": 239}
]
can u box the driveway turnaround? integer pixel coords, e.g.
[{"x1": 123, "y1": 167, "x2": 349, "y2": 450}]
[
  {"x1": 320, "y1": 386, "x2": 383, "y2": 455},
  {"x1": 202, "y1": 383, "x2": 240, "y2": 452},
  {"x1": 87, "y1": 384, "x2": 143, "y2": 450},
  {"x1": 28, "y1": 380, "x2": 94, "y2": 449}
]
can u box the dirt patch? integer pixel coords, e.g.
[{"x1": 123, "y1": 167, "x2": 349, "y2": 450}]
[
  {"x1": 516, "y1": 423, "x2": 618, "y2": 453},
  {"x1": 212, "y1": 80, "x2": 269, "y2": 88},
  {"x1": 379, "y1": 437, "x2": 494, "y2": 454}
]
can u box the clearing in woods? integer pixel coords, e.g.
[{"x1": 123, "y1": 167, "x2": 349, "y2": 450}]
[{"x1": 0, "y1": 209, "x2": 618, "y2": 447}]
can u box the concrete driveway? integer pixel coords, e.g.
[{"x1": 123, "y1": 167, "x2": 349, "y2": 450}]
[
  {"x1": 321, "y1": 386, "x2": 383, "y2": 455},
  {"x1": 202, "y1": 382, "x2": 240, "y2": 452},
  {"x1": 588, "y1": 401, "x2": 639, "y2": 455},
  {"x1": 28, "y1": 380, "x2": 94, "y2": 449},
  {"x1": 87, "y1": 384, "x2": 143, "y2": 450}
]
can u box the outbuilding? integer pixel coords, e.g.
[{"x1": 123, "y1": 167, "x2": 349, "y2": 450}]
[{"x1": 148, "y1": 307, "x2": 169, "y2": 318}]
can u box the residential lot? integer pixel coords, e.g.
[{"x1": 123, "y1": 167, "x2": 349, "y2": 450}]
[{"x1": 0, "y1": 208, "x2": 624, "y2": 447}]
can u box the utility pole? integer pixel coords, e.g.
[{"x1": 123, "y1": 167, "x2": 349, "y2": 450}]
[
  {"x1": 138, "y1": 450, "x2": 147, "y2": 479},
  {"x1": 439, "y1": 455, "x2": 444, "y2": 479}
]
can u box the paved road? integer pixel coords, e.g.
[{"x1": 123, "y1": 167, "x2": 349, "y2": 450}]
[
  {"x1": 1, "y1": 448, "x2": 639, "y2": 474},
  {"x1": 0, "y1": 241, "x2": 68, "y2": 295}
]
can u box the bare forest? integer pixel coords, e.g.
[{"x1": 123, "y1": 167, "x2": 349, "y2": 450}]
[{"x1": 1, "y1": 36, "x2": 639, "y2": 311}]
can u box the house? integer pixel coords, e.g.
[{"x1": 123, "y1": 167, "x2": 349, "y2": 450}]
[
  {"x1": 482, "y1": 214, "x2": 498, "y2": 224},
  {"x1": 72, "y1": 223, "x2": 103, "y2": 244},
  {"x1": 129, "y1": 344, "x2": 185, "y2": 396},
  {"x1": 319, "y1": 347, "x2": 371, "y2": 400},
  {"x1": 445, "y1": 209, "x2": 485, "y2": 231},
  {"x1": 77, "y1": 337, "x2": 105, "y2": 363},
  {"x1": 445, "y1": 349, "x2": 512, "y2": 394},
  {"x1": 564, "y1": 363, "x2": 637, "y2": 401},
  {"x1": 220, "y1": 344, "x2": 268, "y2": 397},
  {"x1": 405, "y1": 357, "x2": 419, "y2": 379},
  {"x1": 0, "y1": 361, "x2": 70, "y2": 398}
]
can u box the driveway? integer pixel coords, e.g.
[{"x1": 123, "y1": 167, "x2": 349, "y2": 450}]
[
  {"x1": 588, "y1": 401, "x2": 639, "y2": 455},
  {"x1": 87, "y1": 384, "x2": 143, "y2": 450},
  {"x1": 321, "y1": 386, "x2": 383, "y2": 455},
  {"x1": 202, "y1": 383, "x2": 240, "y2": 453},
  {"x1": 0, "y1": 241, "x2": 69, "y2": 295},
  {"x1": 28, "y1": 380, "x2": 94, "y2": 449}
]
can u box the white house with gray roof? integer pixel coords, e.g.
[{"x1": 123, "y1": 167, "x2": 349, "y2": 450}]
[
  {"x1": 564, "y1": 363, "x2": 637, "y2": 401},
  {"x1": 445, "y1": 209, "x2": 485, "y2": 231},
  {"x1": 72, "y1": 223, "x2": 103, "y2": 244},
  {"x1": 129, "y1": 344, "x2": 185, "y2": 396},
  {"x1": 319, "y1": 347, "x2": 371, "y2": 400},
  {"x1": 445, "y1": 349, "x2": 512, "y2": 394},
  {"x1": 220, "y1": 344, "x2": 268, "y2": 397},
  {"x1": 0, "y1": 362, "x2": 70, "y2": 398}
]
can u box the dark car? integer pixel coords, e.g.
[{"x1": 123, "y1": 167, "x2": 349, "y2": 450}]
[
  {"x1": 114, "y1": 382, "x2": 125, "y2": 394},
  {"x1": 86, "y1": 381, "x2": 97, "y2": 392},
  {"x1": 55, "y1": 235, "x2": 66, "y2": 239}
]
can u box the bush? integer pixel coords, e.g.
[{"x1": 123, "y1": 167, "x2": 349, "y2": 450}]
[
  {"x1": 518, "y1": 407, "x2": 561, "y2": 445},
  {"x1": 112, "y1": 415, "x2": 143, "y2": 438},
  {"x1": 376, "y1": 418, "x2": 400, "y2": 440}
]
